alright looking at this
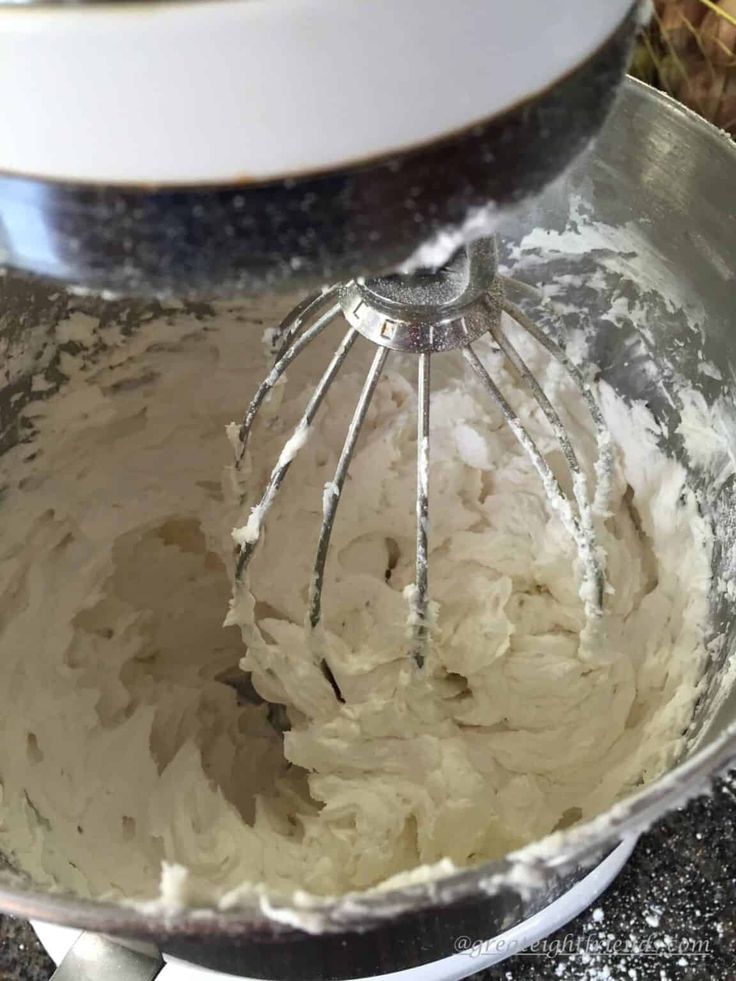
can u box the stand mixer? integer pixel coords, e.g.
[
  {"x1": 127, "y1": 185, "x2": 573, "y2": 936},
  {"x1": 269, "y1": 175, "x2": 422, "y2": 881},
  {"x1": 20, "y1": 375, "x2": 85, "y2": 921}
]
[{"x1": 1, "y1": 1, "x2": 700, "y2": 979}]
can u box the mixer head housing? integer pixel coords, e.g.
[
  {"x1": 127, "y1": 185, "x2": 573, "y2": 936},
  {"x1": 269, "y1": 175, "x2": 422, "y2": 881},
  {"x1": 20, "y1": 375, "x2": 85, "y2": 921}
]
[{"x1": 0, "y1": 0, "x2": 640, "y2": 298}]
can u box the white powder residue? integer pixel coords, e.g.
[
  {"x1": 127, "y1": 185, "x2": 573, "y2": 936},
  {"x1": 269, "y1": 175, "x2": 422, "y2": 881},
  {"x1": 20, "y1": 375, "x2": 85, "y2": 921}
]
[
  {"x1": 322, "y1": 481, "x2": 339, "y2": 516},
  {"x1": 232, "y1": 504, "x2": 265, "y2": 547},
  {"x1": 677, "y1": 388, "x2": 736, "y2": 489},
  {"x1": 398, "y1": 201, "x2": 498, "y2": 273},
  {"x1": 510, "y1": 195, "x2": 708, "y2": 331},
  {"x1": 276, "y1": 420, "x2": 310, "y2": 469}
]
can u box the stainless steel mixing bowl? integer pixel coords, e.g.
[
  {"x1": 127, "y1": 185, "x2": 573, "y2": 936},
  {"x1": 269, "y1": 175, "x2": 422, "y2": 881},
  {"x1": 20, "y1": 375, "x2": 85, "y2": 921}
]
[{"x1": 0, "y1": 79, "x2": 735, "y2": 980}]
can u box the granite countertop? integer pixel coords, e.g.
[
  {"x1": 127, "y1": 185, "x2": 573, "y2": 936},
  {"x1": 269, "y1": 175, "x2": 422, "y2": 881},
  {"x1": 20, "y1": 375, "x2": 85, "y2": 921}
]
[{"x1": 2, "y1": 773, "x2": 734, "y2": 981}]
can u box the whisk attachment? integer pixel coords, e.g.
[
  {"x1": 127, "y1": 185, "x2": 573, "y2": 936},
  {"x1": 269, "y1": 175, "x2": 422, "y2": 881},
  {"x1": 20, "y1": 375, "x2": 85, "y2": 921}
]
[{"x1": 231, "y1": 238, "x2": 610, "y2": 667}]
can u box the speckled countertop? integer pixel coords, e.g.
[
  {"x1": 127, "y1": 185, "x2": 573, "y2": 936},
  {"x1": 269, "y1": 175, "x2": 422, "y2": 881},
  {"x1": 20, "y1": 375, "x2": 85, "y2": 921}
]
[{"x1": 2, "y1": 773, "x2": 734, "y2": 981}]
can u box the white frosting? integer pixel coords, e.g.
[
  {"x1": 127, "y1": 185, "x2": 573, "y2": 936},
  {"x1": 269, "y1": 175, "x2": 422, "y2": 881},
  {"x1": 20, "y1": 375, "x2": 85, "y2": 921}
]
[{"x1": 0, "y1": 301, "x2": 711, "y2": 910}]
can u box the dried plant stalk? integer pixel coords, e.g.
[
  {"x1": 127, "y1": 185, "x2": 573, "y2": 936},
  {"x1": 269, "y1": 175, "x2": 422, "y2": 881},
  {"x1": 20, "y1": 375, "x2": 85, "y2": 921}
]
[{"x1": 633, "y1": 0, "x2": 736, "y2": 132}]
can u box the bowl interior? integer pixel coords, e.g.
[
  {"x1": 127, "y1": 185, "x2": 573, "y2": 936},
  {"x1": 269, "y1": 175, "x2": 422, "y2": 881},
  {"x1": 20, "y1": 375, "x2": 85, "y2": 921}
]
[{"x1": 0, "y1": 80, "x2": 735, "y2": 932}]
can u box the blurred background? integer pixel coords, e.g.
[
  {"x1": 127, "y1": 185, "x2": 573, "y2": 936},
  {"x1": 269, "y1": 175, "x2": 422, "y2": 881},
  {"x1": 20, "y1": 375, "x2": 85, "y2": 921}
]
[{"x1": 632, "y1": 0, "x2": 736, "y2": 133}]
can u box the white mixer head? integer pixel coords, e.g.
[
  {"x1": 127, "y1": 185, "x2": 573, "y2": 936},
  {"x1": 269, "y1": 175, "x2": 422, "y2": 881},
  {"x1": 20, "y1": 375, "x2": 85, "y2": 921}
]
[
  {"x1": 0, "y1": 0, "x2": 640, "y2": 297},
  {"x1": 0, "y1": 0, "x2": 635, "y2": 185}
]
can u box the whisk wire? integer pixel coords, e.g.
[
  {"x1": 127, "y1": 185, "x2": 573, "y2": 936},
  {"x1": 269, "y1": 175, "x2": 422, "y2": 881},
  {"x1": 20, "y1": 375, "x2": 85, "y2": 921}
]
[
  {"x1": 236, "y1": 292, "x2": 341, "y2": 466},
  {"x1": 308, "y1": 345, "x2": 390, "y2": 629},
  {"x1": 235, "y1": 326, "x2": 358, "y2": 580},
  {"x1": 462, "y1": 344, "x2": 592, "y2": 570},
  {"x1": 486, "y1": 312, "x2": 605, "y2": 610},
  {"x1": 271, "y1": 289, "x2": 332, "y2": 362},
  {"x1": 500, "y1": 293, "x2": 613, "y2": 514},
  {"x1": 412, "y1": 352, "x2": 431, "y2": 666}
]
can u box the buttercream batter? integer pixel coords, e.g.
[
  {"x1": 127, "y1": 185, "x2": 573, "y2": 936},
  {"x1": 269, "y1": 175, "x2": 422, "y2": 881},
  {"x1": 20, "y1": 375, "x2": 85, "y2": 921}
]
[{"x1": 0, "y1": 299, "x2": 711, "y2": 907}]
